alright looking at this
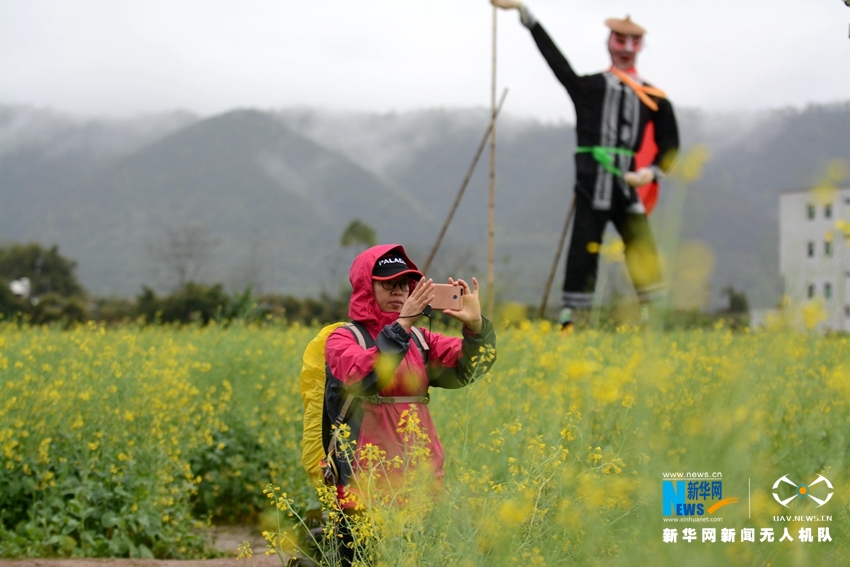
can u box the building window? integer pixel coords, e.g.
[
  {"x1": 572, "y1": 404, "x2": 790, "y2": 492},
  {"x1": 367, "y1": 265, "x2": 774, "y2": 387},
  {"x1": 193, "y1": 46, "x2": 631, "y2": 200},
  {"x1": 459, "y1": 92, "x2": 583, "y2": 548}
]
[
  {"x1": 808, "y1": 284, "x2": 815, "y2": 298},
  {"x1": 807, "y1": 203, "x2": 815, "y2": 219},
  {"x1": 808, "y1": 242, "x2": 815, "y2": 257},
  {"x1": 825, "y1": 240, "x2": 833, "y2": 257},
  {"x1": 825, "y1": 204, "x2": 832, "y2": 219},
  {"x1": 825, "y1": 282, "x2": 832, "y2": 299},
  {"x1": 846, "y1": 305, "x2": 850, "y2": 317}
]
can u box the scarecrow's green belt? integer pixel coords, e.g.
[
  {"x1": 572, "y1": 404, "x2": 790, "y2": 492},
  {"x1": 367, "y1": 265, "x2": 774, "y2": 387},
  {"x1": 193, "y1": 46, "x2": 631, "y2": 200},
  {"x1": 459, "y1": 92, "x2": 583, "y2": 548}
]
[{"x1": 576, "y1": 146, "x2": 636, "y2": 177}]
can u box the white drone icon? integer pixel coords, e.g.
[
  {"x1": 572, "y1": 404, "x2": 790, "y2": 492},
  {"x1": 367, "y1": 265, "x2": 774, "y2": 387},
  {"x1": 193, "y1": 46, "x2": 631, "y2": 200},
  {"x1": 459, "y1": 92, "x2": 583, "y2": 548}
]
[{"x1": 772, "y1": 474, "x2": 834, "y2": 507}]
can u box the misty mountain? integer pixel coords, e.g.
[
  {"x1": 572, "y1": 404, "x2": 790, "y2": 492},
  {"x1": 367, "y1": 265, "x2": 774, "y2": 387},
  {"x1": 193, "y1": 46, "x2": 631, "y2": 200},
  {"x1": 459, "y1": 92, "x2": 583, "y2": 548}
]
[
  {"x1": 0, "y1": 106, "x2": 198, "y2": 243},
  {"x1": 679, "y1": 104, "x2": 850, "y2": 308},
  {"x1": 1, "y1": 108, "x2": 438, "y2": 296},
  {"x1": 1, "y1": 102, "x2": 848, "y2": 309},
  {"x1": 279, "y1": 108, "x2": 579, "y2": 299},
  {"x1": 0, "y1": 106, "x2": 197, "y2": 196},
  {"x1": 280, "y1": 103, "x2": 850, "y2": 308}
]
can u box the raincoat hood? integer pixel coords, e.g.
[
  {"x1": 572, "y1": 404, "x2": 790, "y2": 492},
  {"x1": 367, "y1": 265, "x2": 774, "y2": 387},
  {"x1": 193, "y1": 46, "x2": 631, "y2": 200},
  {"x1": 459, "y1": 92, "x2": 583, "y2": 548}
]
[{"x1": 348, "y1": 244, "x2": 420, "y2": 336}]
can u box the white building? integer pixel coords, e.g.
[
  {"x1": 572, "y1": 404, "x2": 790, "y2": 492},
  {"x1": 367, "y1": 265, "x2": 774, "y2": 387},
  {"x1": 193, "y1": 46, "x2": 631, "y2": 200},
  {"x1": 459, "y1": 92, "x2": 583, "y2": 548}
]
[{"x1": 779, "y1": 186, "x2": 850, "y2": 332}]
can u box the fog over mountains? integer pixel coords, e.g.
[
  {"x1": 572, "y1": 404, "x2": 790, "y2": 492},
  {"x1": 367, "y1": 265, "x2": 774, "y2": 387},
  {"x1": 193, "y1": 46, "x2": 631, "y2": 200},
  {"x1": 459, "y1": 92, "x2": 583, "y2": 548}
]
[{"x1": 1, "y1": 102, "x2": 848, "y2": 310}]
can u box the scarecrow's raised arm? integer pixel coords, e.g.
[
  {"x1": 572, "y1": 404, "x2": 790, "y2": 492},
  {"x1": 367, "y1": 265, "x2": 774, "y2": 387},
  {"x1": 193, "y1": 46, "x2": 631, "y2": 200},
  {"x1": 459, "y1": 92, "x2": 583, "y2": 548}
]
[{"x1": 490, "y1": 0, "x2": 584, "y2": 102}]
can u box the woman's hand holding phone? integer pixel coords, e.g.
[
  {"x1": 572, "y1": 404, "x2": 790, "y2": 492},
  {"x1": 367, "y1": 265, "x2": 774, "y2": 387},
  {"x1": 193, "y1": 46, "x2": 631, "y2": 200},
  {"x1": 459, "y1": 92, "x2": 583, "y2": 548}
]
[{"x1": 442, "y1": 277, "x2": 483, "y2": 334}]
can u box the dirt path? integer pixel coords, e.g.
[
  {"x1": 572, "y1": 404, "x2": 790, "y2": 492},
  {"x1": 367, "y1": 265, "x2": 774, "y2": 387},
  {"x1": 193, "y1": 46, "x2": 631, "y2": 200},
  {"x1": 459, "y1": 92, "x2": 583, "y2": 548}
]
[
  {"x1": 0, "y1": 558, "x2": 282, "y2": 567},
  {"x1": 0, "y1": 527, "x2": 293, "y2": 567}
]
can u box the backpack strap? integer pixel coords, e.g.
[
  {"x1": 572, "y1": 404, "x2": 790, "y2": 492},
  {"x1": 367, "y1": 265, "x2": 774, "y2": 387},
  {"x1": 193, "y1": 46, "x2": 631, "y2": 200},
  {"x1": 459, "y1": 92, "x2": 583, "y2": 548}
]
[
  {"x1": 408, "y1": 326, "x2": 430, "y2": 366},
  {"x1": 334, "y1": 321, "x2": 374, "y2": 427},
  {"x1": 331, "y1": 394, "x2": 353, "y2": 425},
  {"x1": 343, "y1": 322, "x2": 369, "y2": 349},
  {"x1": 331, "y1": 321, "x2": 429, "y2": 425},
  {"x1": 330, "y1": 323, "x2": 371, "y2": 426},
  {"x1": 346, "y1": 320, "x2": 429, "y2": 364}
]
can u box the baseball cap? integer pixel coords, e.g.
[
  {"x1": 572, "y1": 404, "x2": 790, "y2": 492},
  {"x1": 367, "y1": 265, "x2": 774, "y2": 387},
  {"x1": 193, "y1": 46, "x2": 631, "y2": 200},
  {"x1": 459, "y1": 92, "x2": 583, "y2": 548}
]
[{"x1": 372, "y1": 252, "x2": 424, "y2": 281}]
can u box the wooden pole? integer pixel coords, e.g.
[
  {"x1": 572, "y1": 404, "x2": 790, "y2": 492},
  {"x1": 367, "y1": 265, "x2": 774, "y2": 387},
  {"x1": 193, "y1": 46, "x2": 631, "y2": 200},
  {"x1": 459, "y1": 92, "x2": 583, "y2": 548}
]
[
  {"x1": 486, "y1": 5, "x2": 497, "y2": 316},
  {"x1": 422, "y1": 88, "x2": 508, "y2": 275},
  {"x1": 538, "y1": 196, "x2": 576, "y2": 319}
]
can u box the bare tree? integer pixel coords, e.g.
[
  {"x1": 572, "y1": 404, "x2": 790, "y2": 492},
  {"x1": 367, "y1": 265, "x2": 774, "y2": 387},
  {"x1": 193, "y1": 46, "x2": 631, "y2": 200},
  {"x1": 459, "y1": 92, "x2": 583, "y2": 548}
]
[
  {"x1": 148, "y1": 225, "x2": 219, "y2": 291},
  {"x1": 228, "y1": 229, "x2": 272, "y2": 294}
]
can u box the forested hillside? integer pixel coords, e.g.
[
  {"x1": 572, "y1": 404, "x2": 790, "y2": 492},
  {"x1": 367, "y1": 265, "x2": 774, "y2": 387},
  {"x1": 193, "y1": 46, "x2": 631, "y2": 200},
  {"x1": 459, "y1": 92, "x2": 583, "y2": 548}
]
[{"x1": 1, "y1": 102, "x2": 847, "y2": 308}]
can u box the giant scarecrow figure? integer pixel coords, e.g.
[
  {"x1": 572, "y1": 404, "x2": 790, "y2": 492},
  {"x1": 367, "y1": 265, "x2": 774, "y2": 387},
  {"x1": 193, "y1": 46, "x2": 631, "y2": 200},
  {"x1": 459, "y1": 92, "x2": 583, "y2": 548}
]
[{"x1": 492, "y1": 1, "x2": 679, "y2": 330}]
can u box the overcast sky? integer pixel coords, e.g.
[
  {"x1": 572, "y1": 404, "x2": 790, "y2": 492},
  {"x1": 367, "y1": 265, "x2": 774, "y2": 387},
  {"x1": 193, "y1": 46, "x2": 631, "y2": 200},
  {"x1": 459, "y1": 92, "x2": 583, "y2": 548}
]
[{"x1": 1, "y1": 0, "x2": 849, "y2": 123}]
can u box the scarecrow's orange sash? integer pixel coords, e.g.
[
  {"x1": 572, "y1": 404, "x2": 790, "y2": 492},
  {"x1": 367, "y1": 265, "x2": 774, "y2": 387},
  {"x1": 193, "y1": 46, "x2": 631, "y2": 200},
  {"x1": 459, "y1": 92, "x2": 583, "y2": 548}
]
[{"x1": 610, "y1": 67, "x2": 666, "y2": 111}]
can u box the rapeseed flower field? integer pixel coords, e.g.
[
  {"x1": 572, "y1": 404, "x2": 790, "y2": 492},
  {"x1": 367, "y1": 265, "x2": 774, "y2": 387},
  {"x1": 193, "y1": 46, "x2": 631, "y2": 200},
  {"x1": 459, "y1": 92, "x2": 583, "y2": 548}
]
[{"x1": 1, "y1": 320, "x2": 848, "y2": 566}]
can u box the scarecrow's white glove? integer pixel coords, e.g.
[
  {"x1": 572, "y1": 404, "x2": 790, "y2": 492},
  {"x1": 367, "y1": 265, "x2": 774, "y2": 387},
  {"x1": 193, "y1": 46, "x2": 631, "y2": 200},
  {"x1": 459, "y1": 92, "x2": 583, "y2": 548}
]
[
  {"x1": 490, "y1": 0, "x2": 523, "y2": 9},
  {"x1": 490, "y1": 0, "x2": 536, "y2": 28}
]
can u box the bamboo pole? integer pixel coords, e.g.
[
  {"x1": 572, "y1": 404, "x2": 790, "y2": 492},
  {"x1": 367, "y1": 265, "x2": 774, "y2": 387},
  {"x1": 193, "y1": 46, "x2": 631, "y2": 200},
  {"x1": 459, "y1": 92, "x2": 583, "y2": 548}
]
[
  {"x1": 538, "y1": 196, "x2": 576, "y2": 319},
  {"x1": 486, "y1": 5, "x2": 497, "y2": 316},
  {"x1": 422, "y1": 88, "x2": 508, "y2": 275}
]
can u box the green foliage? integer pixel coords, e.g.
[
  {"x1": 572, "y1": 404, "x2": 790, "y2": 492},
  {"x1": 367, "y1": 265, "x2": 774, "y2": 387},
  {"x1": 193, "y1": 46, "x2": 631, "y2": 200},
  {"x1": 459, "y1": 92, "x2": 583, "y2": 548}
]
[
  {"x1": 339, "y1": 219, "x2": 376, "y2": 249},
  {"x1": 0, "y1": 324, "x2": 217, "y2": 558},
  {"x1": 0, "y1": 323, "x2": 322, "y2": 558},
  {"x1": 0, "y1": 243, "x2": 85, "y2": 298},
  {"x1": 542, "y1": 304, "x2": 750, "y2": 332},
  {"x1": 661, "y1": 308, "x2": 748, "y2": 331},
  {"x1": 27, "y1": 294, "x2": 89, "y2": 326},
  {"x1": 135, "y1": 285, "x2": 349, "y2": 327},
  {"x1": 0, "y1": 430, "x2": 206, "y2": 558},
  {"x1": 260, "y1": 324, "x2": 850, "y2": 566},
  {"x1": 1, "y1": 277, "x2": 350, "y2": 327},
  {"x1": 723, "y1": 286, "x2": 750, "y2": 313},
  {"x1": 189, "y1": 422, "x2": 276, "y2": 524},
  {"x1": 258, "y1": 293, "x2": 349, "y2": 326},
  {"x1": 1, "y1": 324, "x2": 849, "y2": 563},
  {"x1": 0, "y1": 244, "x2": 88, "y2": 326},
  {"x1": 0, "y1": 281, "x2": 27, "y2": 320},
  {"x1": 0, "y1": 292, "x2": 88, "y2": 327},
  {"x1": 89, "y1": 297, "x2": 139, "y2": 323},
  {"x1": 137, "y1": 283, "x2": 229, "y2": 325}
]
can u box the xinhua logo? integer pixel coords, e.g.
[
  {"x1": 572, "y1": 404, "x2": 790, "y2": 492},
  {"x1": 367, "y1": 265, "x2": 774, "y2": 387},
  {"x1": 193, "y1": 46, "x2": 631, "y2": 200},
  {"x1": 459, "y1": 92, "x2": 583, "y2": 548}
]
[
  {"x1": 772, "y1": 474, "x2": 833, "y2": 508},
  {"x1": 662, "y1": 479, "x2": 739, "y2": 517}
]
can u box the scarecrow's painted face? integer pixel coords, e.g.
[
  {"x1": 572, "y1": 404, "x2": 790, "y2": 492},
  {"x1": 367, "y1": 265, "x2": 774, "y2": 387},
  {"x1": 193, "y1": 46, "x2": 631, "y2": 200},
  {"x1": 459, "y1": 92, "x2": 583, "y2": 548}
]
[{"x1": 608, "y1": 31, "x2": 643, "y2": 70}]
